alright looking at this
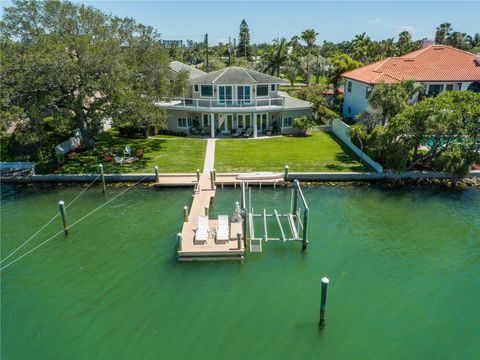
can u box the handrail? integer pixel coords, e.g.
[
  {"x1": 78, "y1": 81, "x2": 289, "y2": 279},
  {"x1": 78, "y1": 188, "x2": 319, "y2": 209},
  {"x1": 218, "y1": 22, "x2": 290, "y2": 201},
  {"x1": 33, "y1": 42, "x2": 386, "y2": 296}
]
[{"x1": 157, "y1": 97, "x2": 285, "y2": 109}]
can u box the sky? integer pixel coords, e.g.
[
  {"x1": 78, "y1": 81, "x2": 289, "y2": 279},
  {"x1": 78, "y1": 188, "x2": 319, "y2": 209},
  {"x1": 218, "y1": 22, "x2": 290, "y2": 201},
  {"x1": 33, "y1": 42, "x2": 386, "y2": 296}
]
[{"x1": 1, "y1": 1, "x2": 479, "y2": 44}]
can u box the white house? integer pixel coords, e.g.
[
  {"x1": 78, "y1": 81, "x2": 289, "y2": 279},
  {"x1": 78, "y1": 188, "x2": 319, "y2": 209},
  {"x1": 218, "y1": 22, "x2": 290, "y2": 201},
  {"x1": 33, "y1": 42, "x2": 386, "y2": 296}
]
[
  {"x1": 158, "y1": 64, "x2": 313, "y2": 137},
  {"x1": 342, "y1": 45, "x2": 480, "y2": 120}
]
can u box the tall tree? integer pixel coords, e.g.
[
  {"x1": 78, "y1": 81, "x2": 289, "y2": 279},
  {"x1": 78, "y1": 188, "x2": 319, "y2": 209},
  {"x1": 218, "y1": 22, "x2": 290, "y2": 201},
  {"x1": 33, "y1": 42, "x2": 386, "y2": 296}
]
[
  {"x1": 263, "y1": 38, "x2": 288, "y2": 77},
  {"x1": 435, "y1": 22, "x2": 453, "y2": 44},
  {"x1": 328, "y1": 54, "x2": 362, "y2": 89},
  {"x1": 397, "y1": 31, "x2": 414, "y2": 55},
  {"x1": 289, "y1": 35, "x2": 301, "y2": 53},
  {"x1": 237, "y1": 19, "x2": 251, "y2": 59},
  {"x1": 300, "y1": 28, "x2": 318, "y2": 85}
]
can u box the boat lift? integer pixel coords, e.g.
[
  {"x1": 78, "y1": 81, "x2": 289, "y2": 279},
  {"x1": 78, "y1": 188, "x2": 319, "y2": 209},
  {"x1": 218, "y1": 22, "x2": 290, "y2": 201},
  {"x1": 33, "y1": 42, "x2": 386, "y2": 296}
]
[{"x1": 240, "y1": 180, "x2": 309, "y2": 253}]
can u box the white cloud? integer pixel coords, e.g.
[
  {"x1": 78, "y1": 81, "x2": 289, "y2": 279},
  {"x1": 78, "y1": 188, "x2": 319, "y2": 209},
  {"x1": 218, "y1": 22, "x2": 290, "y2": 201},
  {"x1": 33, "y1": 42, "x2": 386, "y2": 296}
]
[
  {"x1": 367, "y1": 18, "x2": 383, "y2": 24},
  {"x1": 391, "y1": 24, "x2": 418, "y2": 35}
]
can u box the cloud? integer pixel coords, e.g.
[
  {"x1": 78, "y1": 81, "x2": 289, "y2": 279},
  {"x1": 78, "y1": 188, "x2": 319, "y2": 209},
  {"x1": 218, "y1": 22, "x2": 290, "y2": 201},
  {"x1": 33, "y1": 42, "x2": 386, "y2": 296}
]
[
  {"x1": 367, "y1": 18, "x2": 383, "y2": 24},
  {"x1": 391, "y1": 24, "x2": 418, "y2": 35}
]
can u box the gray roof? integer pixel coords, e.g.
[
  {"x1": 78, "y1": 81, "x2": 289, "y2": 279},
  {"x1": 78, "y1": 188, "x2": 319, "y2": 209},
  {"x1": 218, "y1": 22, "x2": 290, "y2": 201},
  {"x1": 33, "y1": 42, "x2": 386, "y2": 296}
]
[
  {"x1": 278, "y1": 91, "x2": 313, "y2": 110},
  {"x1": 189, "y1": 67, "x2": 290, "y2": 85},
  {"x1": 169, "y1": 61, "x2": 206, "y2": 80}
]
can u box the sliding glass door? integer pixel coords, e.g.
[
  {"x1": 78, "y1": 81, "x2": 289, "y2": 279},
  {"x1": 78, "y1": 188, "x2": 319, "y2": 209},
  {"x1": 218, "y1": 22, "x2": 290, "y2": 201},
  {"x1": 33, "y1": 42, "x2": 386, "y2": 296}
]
[
  {"x1": 237, "y1": 85, "x2": 251, "y2": 105},
  {"x1": 218, "y1": 86, "x2": 233, "y2": 105},
  {"x1": 256, "y1": 113, "x2": 268, "y2": 132},
  {"x1": 236, "y1": 114, "x2": 251, "y2": 129},
  {"x1": 219, "y1": 114, "x2": 234, "y2": 132}
]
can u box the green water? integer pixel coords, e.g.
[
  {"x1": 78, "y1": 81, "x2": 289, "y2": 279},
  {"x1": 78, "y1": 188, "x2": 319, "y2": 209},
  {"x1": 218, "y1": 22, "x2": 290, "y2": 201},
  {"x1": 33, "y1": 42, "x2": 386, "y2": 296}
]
[{"x1": 1, "y1": 184, "x2": 479, "y2": 359}]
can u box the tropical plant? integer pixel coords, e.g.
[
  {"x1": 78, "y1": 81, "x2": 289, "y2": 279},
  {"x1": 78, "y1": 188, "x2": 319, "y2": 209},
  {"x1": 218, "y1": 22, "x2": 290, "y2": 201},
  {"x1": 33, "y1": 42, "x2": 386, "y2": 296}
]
[
  {"x1": 263, "y1": 38, "x2": 288, "y2": 77},
  {"x1": 300, "y1": 29, "x2": 318, "y2": 85},
  {"x1": 328, "y1": 54, "x2": 362, "y2": 89},
  {"x1": 435, "y1": 22, "x2": 453, "y2": 45},
  {"x1": 283, "y1": 56, "x2": 300, "y2": 86},
  {"x1": 293, "y1": 115, "x2": 317, "y2": 135}
]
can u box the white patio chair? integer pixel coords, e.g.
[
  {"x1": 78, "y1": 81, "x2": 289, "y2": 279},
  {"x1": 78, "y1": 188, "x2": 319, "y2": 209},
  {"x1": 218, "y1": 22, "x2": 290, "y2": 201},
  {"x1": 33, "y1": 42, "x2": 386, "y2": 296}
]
[
  {"x1": 216, "y1": 215, "x2": 230, "y2": 243},
  {"x1": 195, "y1": 216, "x2": 209, "y2": 244}
]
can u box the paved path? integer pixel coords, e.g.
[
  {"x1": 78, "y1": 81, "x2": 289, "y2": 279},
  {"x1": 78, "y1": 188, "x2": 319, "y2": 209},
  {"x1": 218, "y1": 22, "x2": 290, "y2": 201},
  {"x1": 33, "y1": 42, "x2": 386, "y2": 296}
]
[{"x1": 203, "y1": 138, "x2": 216, "y2": 174}]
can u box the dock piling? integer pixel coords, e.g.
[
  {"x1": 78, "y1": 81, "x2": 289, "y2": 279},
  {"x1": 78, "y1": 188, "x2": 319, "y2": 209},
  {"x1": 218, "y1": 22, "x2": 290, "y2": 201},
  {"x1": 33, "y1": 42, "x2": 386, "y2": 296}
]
[
  {"x1": 58, "y1": 200, "x2": 69, "y2": 235},
  {"x1": 210, "y1": 170, "x2": 215, "y2": 190},
  {"x1": 99, "y1": 164, "x2": 106, "y2": 193},
  {"x1": 204, "y1": 206, "x2": 209, "y2": 216},
  {"x1": 284, "y1": 165, "x2": 289, "y2": 182},
  {"x1": 196, "y1": 169, "x2": 200, "y2": 183},
  {"x1": 177, "y1": 233, "x2": 182, "y2": 251},
  {"x1": 237, "y1": 232, "x2": 242, "y2": 249},
  {"x1": 154, "y1": 166, "x2": 159, "y2": 183},
  {"x1": 302, "y1": 207, "x2": 309, "y2": 251},
  {"x1": 213, "y1": 168, "x2": 216, "y2": 181},
  {"x1": 319, "y1": 277, "x2": 330, "y2": 327},
  {"x1": 183, "y1": 206, "x2": 189, "y2": 222}
]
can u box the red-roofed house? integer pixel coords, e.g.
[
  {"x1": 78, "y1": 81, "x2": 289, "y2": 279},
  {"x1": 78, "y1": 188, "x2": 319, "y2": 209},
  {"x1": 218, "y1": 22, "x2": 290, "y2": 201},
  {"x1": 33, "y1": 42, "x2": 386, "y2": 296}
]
[{"x1": 341, "y1": 45, "x2": 480, "y2": 119}]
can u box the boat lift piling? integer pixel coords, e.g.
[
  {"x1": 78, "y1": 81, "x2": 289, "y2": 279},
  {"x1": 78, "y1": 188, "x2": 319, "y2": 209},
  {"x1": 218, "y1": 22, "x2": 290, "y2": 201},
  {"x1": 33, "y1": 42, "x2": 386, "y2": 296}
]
[
  {"x1": 99, "y1": 164, "x2": 107, "y2": 193},
  {"x1": 58, "y1": 200, "x2": 69, "y2": 236}
]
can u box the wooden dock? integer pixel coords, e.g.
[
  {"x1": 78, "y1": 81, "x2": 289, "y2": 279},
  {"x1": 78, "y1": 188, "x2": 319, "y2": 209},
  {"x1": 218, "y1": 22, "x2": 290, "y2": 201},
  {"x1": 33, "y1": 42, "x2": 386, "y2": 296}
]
[{"x1": 153, "y1": 173, "x2": 285, "y2": 188}]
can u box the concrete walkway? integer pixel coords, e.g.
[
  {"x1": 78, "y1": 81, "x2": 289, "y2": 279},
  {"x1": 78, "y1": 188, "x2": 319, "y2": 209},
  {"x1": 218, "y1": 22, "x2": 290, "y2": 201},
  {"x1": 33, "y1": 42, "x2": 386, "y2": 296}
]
[{"x1": 203, "y1": 138, "x2": 216, "y2": 174}]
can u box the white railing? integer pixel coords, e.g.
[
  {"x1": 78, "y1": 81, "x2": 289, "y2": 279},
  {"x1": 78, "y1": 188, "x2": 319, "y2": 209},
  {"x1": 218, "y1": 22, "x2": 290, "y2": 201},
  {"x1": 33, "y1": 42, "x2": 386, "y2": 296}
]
[{"x1": 158, "y1": 97, "x2": 285, "y2": 109}]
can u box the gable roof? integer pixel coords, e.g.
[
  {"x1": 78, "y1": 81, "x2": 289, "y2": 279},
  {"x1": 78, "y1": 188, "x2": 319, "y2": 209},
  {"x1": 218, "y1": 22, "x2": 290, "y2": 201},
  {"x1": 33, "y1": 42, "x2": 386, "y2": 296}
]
[
  {"x1": 189, "y1": 67, "x2": 290, "y2": 85},
  {"x1": 342, "y1": 45, "x2": 480, "y2": 84},
  {"x1": 169, "y1": 61, "x2": 206, "y2": 80}
]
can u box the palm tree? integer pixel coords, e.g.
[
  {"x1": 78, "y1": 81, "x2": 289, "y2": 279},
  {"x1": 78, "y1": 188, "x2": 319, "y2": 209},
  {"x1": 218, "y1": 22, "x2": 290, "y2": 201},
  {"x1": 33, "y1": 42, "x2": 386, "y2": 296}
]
[
  {"x1": 263, "y1": 38, "x2": 288, "y2": 77},
  {"x1": 284, "y1": 56, "x2": 300, "y2": 86},
  {"x1": 435, "y1": 23, "x2": 452, "y2": 45},
  {"x1": 300, "y1": 29, "x2": 318, "y2": 85},
  {"x1": 289, "y1": 35, "x2": 301, "y2": 53}
]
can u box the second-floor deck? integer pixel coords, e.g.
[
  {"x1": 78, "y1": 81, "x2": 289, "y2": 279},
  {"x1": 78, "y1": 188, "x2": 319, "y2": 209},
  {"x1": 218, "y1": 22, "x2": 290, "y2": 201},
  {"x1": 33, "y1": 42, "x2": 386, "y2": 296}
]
[{"x1": 156, "y1": 97, "x2": 285, "y2": 111}]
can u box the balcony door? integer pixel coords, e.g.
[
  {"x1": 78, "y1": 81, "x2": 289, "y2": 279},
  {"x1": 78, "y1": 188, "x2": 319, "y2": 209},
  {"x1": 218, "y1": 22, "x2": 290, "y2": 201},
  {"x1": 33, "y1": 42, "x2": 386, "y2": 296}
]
[
  {"x1": 219, "y1": 114, "x2": 234, "y2": 132},
  {"x1": 256, "y1": 113, "x2": 268, "y2": 132},
  {"x1": 237, "y1": 85, "x2": 251, "y2": 105},
  {"x1": 236, "y1": 114, "x2": 251, "y2": 129},
  {"x1": 218, "y1": 85, "x2": 233, "y2": 105}
]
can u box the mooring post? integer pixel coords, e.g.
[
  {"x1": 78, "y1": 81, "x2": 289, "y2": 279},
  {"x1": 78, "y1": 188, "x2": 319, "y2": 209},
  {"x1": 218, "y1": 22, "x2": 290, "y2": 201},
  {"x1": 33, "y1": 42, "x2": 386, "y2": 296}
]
[
  {"x1": 99, "y1": 164, "x2": 106, "y2": 193},
  {"x1": 213, "y1": 168, "x2": 216, "y2": 181},
  {"x1": 302, "y1": 207, "x2": 309, "y2": 250},
  {"x1": 154, "y1": 166, "x2": 159, "y2": 183},
  {"x1": 183, "y1": 206, "x2": 189, "y2": 222},
  {"x1": 177, "y1": 233, "x2": 182, "y2": 251},
  {"x1": 210, "y1": 170, "x2": 215, "y2": 189},
  {"x1": 196, "y1": 169, "x2": 200, "y2": 183},
  {"x1": 237, "y1": 232, "x2": 242, "y2": 250},
  {"x1": 58, "y1": 200, "x2": 69, "y2": 235},
  {"x1": 241, "y1": 182, "x2": 246, "y2": 209},
  {"x1": 319, "y1": 277, "x2": 330, "y2": 327},
  {"x1": 241, "y1": 208, "x2": 247, "y2": 248},
  {"x1": 205, "y1": 206, "x2": 209, "y2": 216},
  {"x1": 291, "y1": 187, "x2": 298, "y2": 216},
  {"x1": 284, "y1": 165, "x2": 289, "y2": 182}
]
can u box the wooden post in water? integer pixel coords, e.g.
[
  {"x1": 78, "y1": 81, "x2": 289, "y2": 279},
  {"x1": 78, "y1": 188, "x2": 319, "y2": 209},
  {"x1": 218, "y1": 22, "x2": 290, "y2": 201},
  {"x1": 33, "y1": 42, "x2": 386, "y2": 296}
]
[
  {"x1": 99, "y1": 164, "x2": 106, "y2": 193},
  {"x1": 177, "y1": 233, "x2": 182, "y2": 251},
  {"x1": 291, "y1": 187, "x2": 298, "y2": 216},
  {"x1": 196, "y1": 169, "x2": 200, "y2": 183},
  {"x1": 154, "y1": 166, "x2": 159, "y2": 183},
  {"x1": 210, "y1": 170, "x2": 215, "y2": 190},
  {"x1": 58, "y1": 200, "x2": 69, "y2": 235},
  {"x1": 183, "y1": 206, "x2": 189, "y2": 222},
  {"x1": 284, "y1": 165, "x2": 289, "y2": 182},
  {"x1": 237, "y1": 232, "x2": 242, "y2": 250},
  {"x1": 302, "y1": 207, "x2": 309, "y2": 251},
  {"x1": 241, "y1": 208, "x2": 247, "y2": 248},
  {"x1": 213, "y1": 168, "x2": 216, "y2": 181},
  {"x1": 319, "y1": 277, "x2": 330, "y2": 327}
]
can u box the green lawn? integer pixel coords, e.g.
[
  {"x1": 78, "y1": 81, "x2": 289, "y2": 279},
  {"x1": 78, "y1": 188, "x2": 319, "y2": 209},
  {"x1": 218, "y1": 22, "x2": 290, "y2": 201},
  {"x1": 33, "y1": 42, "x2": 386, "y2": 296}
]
[
  {"x1": 59, "y1": 129, "x2": 206, "y2": 174},
  {"x1": 215, "y1": 131, "x2": 371, "y2": 172}
]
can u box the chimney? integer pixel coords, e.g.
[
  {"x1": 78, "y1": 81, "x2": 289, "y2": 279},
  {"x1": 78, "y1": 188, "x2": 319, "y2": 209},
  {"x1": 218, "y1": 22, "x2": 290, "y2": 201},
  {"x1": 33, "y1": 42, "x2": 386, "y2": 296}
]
[
  {"x1": 421, "y1": 39, "x2": 435, "y2": 48},
  {"x1": 475, "y1": 53, "x2": 480, "y2": 66}
]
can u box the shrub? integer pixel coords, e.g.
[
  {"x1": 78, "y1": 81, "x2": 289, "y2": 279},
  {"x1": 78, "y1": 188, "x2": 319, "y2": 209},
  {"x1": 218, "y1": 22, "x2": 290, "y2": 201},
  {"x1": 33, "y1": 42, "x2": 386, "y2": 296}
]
[{"x1": 293, "y1": 116, "x2": 317, "y2": 135}]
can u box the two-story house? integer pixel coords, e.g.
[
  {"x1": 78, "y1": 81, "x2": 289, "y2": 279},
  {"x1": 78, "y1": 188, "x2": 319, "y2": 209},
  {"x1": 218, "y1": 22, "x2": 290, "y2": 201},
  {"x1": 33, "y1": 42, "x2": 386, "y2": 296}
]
[
  {"x1": 157, "y1": 64, "x2": 313, "y2": 137},
  {"x1": 342, "y1": 45, "x2": 480, "y2": 120}
]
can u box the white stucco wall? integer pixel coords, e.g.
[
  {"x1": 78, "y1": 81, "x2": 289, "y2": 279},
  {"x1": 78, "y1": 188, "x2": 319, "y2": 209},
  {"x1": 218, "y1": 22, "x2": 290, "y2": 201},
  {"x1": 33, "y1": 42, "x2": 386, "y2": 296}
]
[{"x1": 342, "y1": 79, "x2": 371, "y2": 119}]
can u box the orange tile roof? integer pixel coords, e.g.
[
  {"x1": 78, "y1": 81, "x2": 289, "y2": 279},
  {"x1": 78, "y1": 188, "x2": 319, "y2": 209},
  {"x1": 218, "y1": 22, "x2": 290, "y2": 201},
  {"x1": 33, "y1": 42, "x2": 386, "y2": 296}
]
[{"x1": 342, "y1": 45, "x2": 480, "y2": 84}]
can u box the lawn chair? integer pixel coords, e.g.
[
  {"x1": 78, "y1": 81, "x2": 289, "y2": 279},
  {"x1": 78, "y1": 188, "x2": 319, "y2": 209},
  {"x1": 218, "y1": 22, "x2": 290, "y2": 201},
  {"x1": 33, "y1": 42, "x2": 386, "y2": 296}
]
[
  {"x1": 114, "y1": 156, "x2": 125, "y2": 165},
  {"x1": 215, "y1": 215, "x2": 230, "y2": 243},
  {"x1": 195, "y1": 216, "x2": 209, "y2": 244},
  {"x1": 232, "y1": 128, "x2": 243, "y2": 138},
  {"x1": 242, "y1": 127, "x2": 252, "y2": 138}
]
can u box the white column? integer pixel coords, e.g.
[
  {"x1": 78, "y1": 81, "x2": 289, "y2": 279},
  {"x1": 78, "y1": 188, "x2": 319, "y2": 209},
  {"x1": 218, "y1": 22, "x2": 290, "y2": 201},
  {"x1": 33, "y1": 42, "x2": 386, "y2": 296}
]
[
  {"x1": 253, "y1": 113, "x2": 257, "y2": 138},
  {"x1": 210, "y1": 113, "x2": 215, "y2": 138}
]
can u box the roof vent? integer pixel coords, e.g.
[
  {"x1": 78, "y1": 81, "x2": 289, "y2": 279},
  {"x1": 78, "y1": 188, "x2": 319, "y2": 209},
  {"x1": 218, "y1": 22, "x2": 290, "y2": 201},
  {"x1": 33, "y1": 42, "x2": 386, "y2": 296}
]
[
  {"x1": 475, "y1": 53, "x2": 480, "y2": 66},
  {"x1": 421, "y1": 39, "x2": 435, "y2": 48}
]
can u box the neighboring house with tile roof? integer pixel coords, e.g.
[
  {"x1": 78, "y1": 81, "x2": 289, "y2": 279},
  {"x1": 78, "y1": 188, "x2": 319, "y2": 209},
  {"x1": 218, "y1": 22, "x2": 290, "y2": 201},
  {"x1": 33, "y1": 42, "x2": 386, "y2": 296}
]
[
  {"x1": 341, "y1": 45, "x2": 480, "y2": 119},
  {"x1": 158, "y1": 64, "x2": 313, "y2": 137}
]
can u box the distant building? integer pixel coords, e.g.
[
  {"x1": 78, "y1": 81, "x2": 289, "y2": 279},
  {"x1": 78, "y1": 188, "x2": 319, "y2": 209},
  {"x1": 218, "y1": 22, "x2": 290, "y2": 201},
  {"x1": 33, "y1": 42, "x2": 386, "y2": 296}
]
[
  {"x1": 185, "y1": 39, "x2": 194, "y2": 48},
  {"x1": 342, "y1": 45, "x2": 480, "y2": 120},
  {"x1": 163, "y1": 40, "x2": 183, "y2": 48}
]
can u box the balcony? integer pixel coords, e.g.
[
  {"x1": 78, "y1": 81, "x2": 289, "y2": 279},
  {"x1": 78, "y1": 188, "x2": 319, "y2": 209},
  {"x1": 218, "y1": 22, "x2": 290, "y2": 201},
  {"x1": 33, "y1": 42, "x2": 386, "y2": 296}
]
[{"x1": 155, "y1": 97, "x2": 285, "y2": 111}]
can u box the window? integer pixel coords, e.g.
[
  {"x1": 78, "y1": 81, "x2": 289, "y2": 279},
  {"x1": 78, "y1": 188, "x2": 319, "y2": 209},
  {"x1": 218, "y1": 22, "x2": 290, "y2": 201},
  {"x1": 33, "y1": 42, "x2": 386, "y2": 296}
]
[
  {"x1": 271, "y1": 84, "x2": 276, "y2": 92},
  {"x1": 202, "y1": 114, "x2": 210, "y2": 127},
  {"x1": 200, "y1": 85, "x2": 213, "y2": 97},
  {"x1": 427, "y1": 84, "x2": 444, "y2": 96},
  {"x1": 218, "y1": 85, "x2": 233, "y2": 104},
  {"x1": 237, "y1": 85, "x2": 251, "y2": 104},
  {"x1": 457, "y1": 83, "x2": 462, "y2": 90},
  {"x1": 446, "y1": 84, "x2": 453, "y2": 91},
  {"x1": 347, "y1": 82, "x2": 352, "y2": 92},
  {"x1": 194, "y1": 84, "x2": 199, "y2": 92},
  {"x1": 256, "y1": 84, "x2": 269, "y2": 97},
  {"x1": 282, "y1": 117, "x2": 293, "y2": 128},
  {"x1": 177, "y1": 118, "x2": 188, "y2": 129},
  {"x1": 366, "y1": 86, "x2": 372, "y2": 98}
]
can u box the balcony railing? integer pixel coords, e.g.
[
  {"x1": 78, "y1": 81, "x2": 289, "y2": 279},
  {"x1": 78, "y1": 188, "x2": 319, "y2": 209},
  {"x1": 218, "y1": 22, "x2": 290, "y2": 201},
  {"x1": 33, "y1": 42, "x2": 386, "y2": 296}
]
[{"x1": 157, "y1": 97, "x2": 285, "y2": 109}]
